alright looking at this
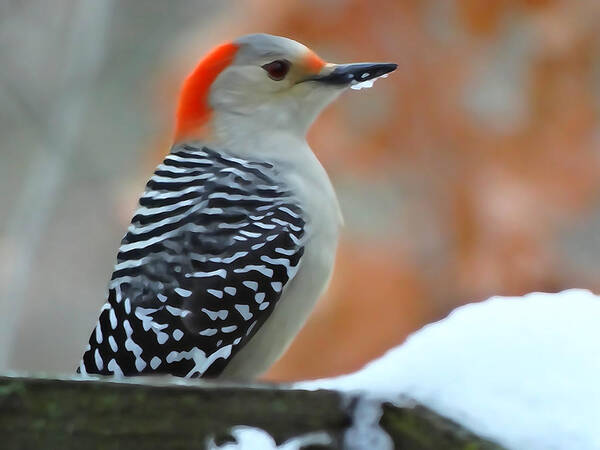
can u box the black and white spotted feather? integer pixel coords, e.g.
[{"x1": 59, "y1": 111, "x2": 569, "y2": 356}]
[{"x1": 79, "y1": 143, "x2": 305, "y2": 378}]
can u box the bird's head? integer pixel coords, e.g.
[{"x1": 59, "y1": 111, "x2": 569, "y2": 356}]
[{"x1": 174, "y1": 33, "x2": 397, "y2": 143}]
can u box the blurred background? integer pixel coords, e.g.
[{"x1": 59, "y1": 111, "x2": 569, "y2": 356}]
[{"x1": 1, "y1": 0, "x2": 600, "y2": 381}]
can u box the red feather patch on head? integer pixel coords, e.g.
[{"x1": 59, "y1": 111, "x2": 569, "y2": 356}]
[
  {"x1": 304, "y1": 50, "x2": 325, "y2": 74},
  {"x1": 175, "y1": 41, "x2": 239, "y2": 141}
]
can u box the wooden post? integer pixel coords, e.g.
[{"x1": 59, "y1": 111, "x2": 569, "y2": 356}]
[{"x1": 0, "y1": 374, "x2": 502, "y2": 449}]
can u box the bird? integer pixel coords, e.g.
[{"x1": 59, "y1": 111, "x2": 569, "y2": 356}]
[{"x1": 78, "y1": 33, "x2": 396, "y2": 380}]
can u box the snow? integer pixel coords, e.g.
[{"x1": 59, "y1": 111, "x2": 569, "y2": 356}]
[
  {"x1": 206, "y1": 426, "x2": 332, "y2": 449},
  {"x1": 296, "y1": 289, "x2": 600, "y2": 450},
  {"x1": 342, "y1": 397, "x2": 394, "y2": 450}
]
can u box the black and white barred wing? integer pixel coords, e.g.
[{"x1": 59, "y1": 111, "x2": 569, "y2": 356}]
[{"x1": 80, "y1": 145, "x2": 305, "y2": 378}]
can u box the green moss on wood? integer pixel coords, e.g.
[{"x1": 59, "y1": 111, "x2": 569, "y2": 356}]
[{"x1": 379, "y1": 402, "x2": 503, "y2": 450}]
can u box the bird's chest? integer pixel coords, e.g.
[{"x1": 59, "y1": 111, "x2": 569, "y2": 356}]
[{"x1": 219, "y1": 176, "x2": 341, "y2": 379}]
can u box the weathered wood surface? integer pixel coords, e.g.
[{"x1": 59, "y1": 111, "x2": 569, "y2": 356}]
[{"x1": 0, "y1": 374, "x2": 503, "y2": 449}]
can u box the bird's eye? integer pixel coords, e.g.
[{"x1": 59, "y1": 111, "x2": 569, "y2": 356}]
[{"x1": 262, "y1": 59, "x2": 291, "y2": 81}]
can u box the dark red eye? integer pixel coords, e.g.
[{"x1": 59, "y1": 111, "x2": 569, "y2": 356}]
[{"x1": 262, "y1": 59, "x2": 291, "y2": 81}]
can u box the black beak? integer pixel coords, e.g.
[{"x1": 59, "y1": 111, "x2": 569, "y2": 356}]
[{"x1": 309, "y1": 62, "x2": 397, "y2": 86}]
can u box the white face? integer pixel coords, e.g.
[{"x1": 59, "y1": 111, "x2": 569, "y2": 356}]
[{"x1": 209, "y1": 34, "x2": 343, "y2": 137}]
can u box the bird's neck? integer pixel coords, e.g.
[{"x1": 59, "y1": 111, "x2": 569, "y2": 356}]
[
  {"x1": 207, "y1": 110, "x2": 307, "y2": 161},
  {"x1": 196, "y1": 111, "x2": 344, "y2": 229}
]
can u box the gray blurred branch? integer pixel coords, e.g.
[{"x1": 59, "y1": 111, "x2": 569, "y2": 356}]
[{"x1": 0, "y1": 1, "x2": 114, "y2": 369}]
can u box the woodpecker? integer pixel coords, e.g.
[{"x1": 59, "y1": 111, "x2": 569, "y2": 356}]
[{"x1": 79, "y1": 34, "x2": 396, "y2": 379}]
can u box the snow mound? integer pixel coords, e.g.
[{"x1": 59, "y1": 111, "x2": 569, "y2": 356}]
[{"x1": 297, "y1": 289, "x2": 600, "y2": 450}]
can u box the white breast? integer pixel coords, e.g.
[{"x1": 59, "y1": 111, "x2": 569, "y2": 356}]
[{"x1": 220, "y1": 137, "x2": 342, "y2": 379}]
